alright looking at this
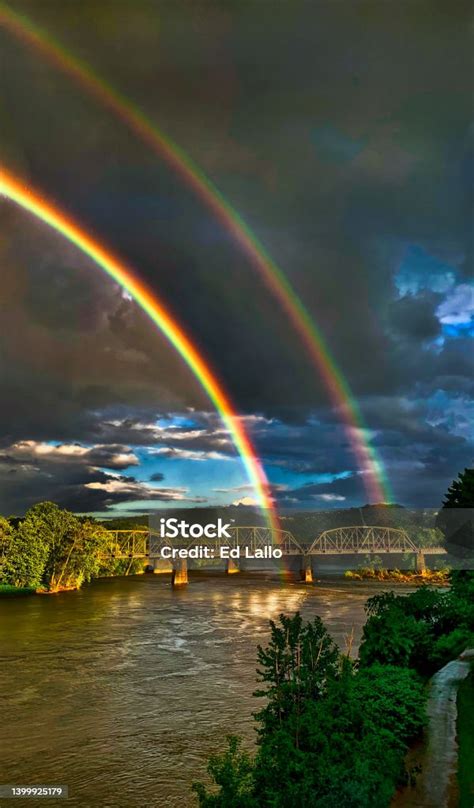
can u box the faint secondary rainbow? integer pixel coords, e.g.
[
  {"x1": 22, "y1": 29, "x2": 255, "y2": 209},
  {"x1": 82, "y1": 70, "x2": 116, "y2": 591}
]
[
  {"x1": 0, "y1": 166, "x2": 279, "y2": 532},
  {"x1": 0, "y1": 2, "x2": 392, "y2": 503}
]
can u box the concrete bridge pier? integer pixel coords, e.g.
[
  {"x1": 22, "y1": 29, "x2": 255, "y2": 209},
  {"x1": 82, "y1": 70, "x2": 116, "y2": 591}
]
[
  {"x1": 301, "y1": 556, "x2": 313, "y2": 583},
  {"x1": 172, "y1": 558, "x2": 188, "y2": 586},
  {"x1": 226, "y1": 558, "x2": 240, "y2": 574},
  {"x1": 415, "y1": 551, "x2": 426, "y2": 574}
]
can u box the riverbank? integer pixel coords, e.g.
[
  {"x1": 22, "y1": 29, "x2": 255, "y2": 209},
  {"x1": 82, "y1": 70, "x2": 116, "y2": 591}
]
[
  {"x1": 344, "y1": 567, "x2": 450, "y2": 584},
  {"x1": 0, "y1": 584, "x2": 81, "y2": 596}
]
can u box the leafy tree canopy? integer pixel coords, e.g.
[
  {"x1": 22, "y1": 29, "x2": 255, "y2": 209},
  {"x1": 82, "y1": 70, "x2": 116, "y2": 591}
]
[{"x1": 0, "y1": 502, "x2": 113, "y2": 591}]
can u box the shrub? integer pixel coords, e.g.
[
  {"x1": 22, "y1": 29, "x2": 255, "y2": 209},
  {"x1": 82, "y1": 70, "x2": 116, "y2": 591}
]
[
  {"x1": 431, "y1": 628, "x2": 474, "y2": 668},
  {"x1": 192, "y1": 736, "x2": 257, "y2": 808}
]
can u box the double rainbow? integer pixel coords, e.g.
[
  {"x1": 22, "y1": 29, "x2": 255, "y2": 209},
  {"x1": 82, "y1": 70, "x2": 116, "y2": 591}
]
[{"x1": 0, "y1": 2, "x2": 392, "y2": 503}]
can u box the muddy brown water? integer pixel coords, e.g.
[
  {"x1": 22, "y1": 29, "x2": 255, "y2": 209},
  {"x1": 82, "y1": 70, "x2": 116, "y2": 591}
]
[{"x1": 0, "y1": 573, "x2": 417, "y2": 808}]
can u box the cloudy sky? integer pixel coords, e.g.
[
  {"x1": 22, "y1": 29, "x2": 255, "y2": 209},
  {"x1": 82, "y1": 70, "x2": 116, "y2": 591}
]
[{"x1": 0, "y1": 0, "x2": 472, "y2": 515}]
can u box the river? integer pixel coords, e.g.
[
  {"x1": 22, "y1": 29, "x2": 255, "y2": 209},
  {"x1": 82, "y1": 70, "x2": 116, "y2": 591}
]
[{"x1": 0, "y1": 572, "x2": 416, "y2": 808}]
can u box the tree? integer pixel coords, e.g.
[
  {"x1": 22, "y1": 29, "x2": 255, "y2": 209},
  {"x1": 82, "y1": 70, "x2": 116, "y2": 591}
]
[
  {"x1": 12, "y1": 503, "x2": 111, "y2": 591},
  {"x1": 192, "y1": 736, "x2": 257, "y2": 808},
  {"x1": 0, "y1": 516, "x2": 14, "y2": 559},
  {"x1": 442, "y1": 468, "x2": 474, "y2": 508},
  {"x1": 0, "y1": 516, "x2": 17, "y2": 584},
  {"x1": 18, "y1": 502, "x2": 78, "y2": 590},
  {"x1": 437, "y1": 468, "x2": 474, "y2": 557},
  {"x1": 194, "y1": 622, "x2": 428, "y2": 808},
  {"x1": 4, "y1": 513, "x2": 50, "y2": 588},
  {"x1": 254, "y1": 661, "x2": 426, "y2": 808},
  {"x1": 254, "y1": 613, "x2": 339, "y2": 738},
  {"x1": 45, "y1": 520, "x2": 111, "y2": 591}
]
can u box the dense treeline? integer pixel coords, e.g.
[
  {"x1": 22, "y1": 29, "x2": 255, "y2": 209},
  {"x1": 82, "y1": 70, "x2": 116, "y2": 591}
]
[
  {"x1": 193, "y1": 571, "x2": 474, "y2": 807},
  {"x1": 0, "y1": 502, "x2": 116, "y2": 592}
]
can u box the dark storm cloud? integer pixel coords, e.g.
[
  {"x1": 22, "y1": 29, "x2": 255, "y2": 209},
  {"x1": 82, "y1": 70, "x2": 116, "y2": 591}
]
[
  {"x1": 387, "y1": 292, "x2": 442, "y2": 341},
  {"x1": 1, "y1": 0, "x2": 469, "y2": 408},
  {"x1": 0, "y1": 209, "x2": 211, "y2": 444},
  {"x1": 0, "y1": 0, "x2": 472, "y2": 511},
  {"x1": 0, "y1": 439, "x2": 205, "y2": 514}
]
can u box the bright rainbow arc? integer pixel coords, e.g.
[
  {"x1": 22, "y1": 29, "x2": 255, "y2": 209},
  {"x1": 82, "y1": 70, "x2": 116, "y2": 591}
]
[
  {"x1": 0, "y1": 166, "x2": 279, "y2": 532},
  {"x1": 0, "y1": 2, "x2": 392, "y2": 503}
]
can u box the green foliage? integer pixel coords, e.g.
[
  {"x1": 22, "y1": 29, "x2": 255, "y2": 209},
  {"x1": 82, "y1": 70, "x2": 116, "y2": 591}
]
[
  {"x1": 344, "y1": 569, "x2": 362, "y2": 580},
  {"x1": 360, "y1": 608, "x2": 431, "y2": 671},
  {"x1": 98, "y1": 556, "x2": 144, "y2": 577},
  {"x1": 354, "y1": 664, "x2": 426, "y2": 746},
  {"x1": 450, "y1": 570, "x2": 474, "y2": 603},
  {"x1": 0, "y1": 515, "x2": 14, "y2": 554},
  {"x1": 50, "y1": 519, "x2": 111, "y2": 590},
  {"x1": 3, "y1": 511, "x2": 50, "y2": 588},
  {"x1": 194, "y1": 617, "x2": 428, "y2": 807},
  {"x1": 192, "y1": 737, "x2": 257, "y2": 808},
  {"x1": 254, "y1": 613, "x2": 339, "y2": 735},
  {"x1": 254, "y1": 661, "x2": 426, "y2": 808},
  {"x1": 0, "y1": 502, "x2": 113, "y2": 591},
  {"x1": 16, "y1": 503, "x2": 111, "y2": 590},
  {"x1": 431, "y1": 629, "x2": 474, "y2": 668},
  {"x1": 255, "y1": 660, "x2": 412, "y2": 808},
  {"x1": 442, "y1": 468, "x2": 474, "y2": 509},
  {"x1": 0, "y1": 516, "x2": 16, "y2": 583},
  {"x1": 360, "y1": 578, "x2": 474, "y2": 675},
  {"x1": 21, "y1": 502, "x2": 81, "y2": 590}
]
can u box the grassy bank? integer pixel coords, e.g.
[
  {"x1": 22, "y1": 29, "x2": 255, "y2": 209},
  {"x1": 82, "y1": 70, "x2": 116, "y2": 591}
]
[
  {"x1": 0, "y1": 584, "x2": 36, "y2": 597},
  {"x1": 457, "y1": 670, "x2": 474, "y2": 807}
]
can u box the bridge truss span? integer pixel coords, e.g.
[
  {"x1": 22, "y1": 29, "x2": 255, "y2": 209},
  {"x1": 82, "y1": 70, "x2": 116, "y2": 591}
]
[
  {"x1": 162, "y1": 525, "x2": 304, "y2": 558},
  {"x1": 102, "y1": 525, "x2": 446, "y2": 562},
  {"x1": 219, "y1": 526, "x2": 304, "y2": 556},
  {"x1": 102, "y1": 526, "x2": 304, "y2": 559},
  {"x1": 106, "y1": 530, "x2": 149, "y2": 558},
  {"x1": 308, "y1": 526, "x2": 419, "y2": 555}
]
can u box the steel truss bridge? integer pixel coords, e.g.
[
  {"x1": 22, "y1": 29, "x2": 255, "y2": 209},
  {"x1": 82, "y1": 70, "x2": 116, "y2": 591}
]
[
  {"x1": 103, "y1": 526, "x2": 304, "y2": 559},
  {"x1": 102, "y1": 525, "x2": 446, "y2": 561},
  {"x1": 308, "y1": 526, "x2": 445, "y2": 555}
]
